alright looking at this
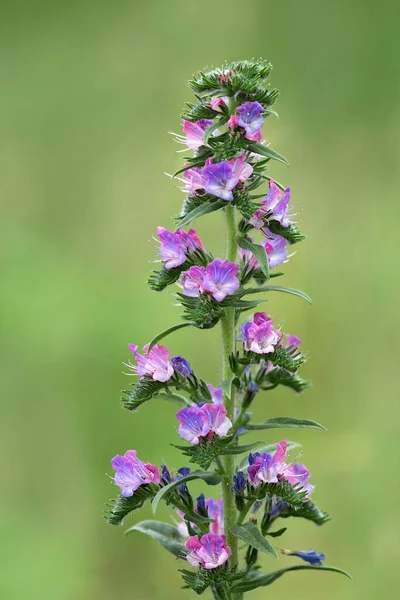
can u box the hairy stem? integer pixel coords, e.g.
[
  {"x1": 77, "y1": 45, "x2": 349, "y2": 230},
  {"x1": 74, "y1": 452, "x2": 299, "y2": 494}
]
[{"x1": 221, "y1": 204, "x2": 239, "y2": 588}]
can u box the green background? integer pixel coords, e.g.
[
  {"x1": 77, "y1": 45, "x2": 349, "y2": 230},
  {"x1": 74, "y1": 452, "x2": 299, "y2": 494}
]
[{"x1": 1, "y1": 0, "x2": 399, "y2": 598}]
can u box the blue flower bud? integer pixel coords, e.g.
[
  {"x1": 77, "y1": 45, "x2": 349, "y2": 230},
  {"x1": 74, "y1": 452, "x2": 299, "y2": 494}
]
[
  {"x1": 282, "y1": 549, "x2": 325, "y2": 566},
  {"x1": 233, "y1": 471, "x2": 246, "y2": 494},
  {"x1": 171, "y1": 355, "x2": 192, "y2": 377}
]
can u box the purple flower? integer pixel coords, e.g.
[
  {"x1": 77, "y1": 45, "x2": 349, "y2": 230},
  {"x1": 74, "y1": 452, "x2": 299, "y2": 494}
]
[
  {"x1": 111, "y1": 450, "x2": 161, "y2": 497},
  {"x1": 171, "y1": 355, "x2": 192, "y2": 377},
  {"x1": 233, "y1": 471, "x2": 246, "y2": 494},
  {"x1": 207, "y1": 383, "x2": 224, "y2": 404},
  {"x1": 157, "y1": 226, "x2": 204, "y2": 270},
  {"x1": 229, "y1": 153, "x2": 253, "y2": 182},
  {"x1": 183, "y1": 166, "x2": 206, "y2": 194},
  {"x1": 185, "y1": 534, "x2": 231, "y2": 570},
  {"x1": 176, "y1": 406, "x2": 209, "y2": 445},
  {"x1": 283, "y1": 333, "x2": 302, "y2": 349},
  {"x1": 282, "y1": 549, "x2": 325, "y2": 566},
  {"x1": 182, "y1": 119, "x2": 214, "y2": 150},
  {"x1": 202, "y1": 162, "x2": 239, "y2": 201},
  {"x1": 251, "y1": 180, "x2": 292, "y2": 229},
  {"x1": 262, "y1": 232, "x2": 288, "y2": 270},
  {"x1": 210, "y1": 97, "x2": 228, "y2": 112},
  {"x1": 176, "y1": 403, "x2": 232, "y2": 445},
  {"x1": 247, "y1": 441, "x2": 288, "y2": 488},
  {"x1": 157, "y1": 227, "x2": 186, "y2": 269},
  {"x1": 241, "y1": 312, "x2": 281, "y2": 354},
  {"x1": 237, "y1": 101, "x2": 264, "y2": 138},
  {"x1": 181, "y1": 265, "x2": 206, "y2": 297},
  {"x1": 202, "y1": 259, "x2": 240, "y2": 302},
  {"x1": 285, "y1": 463, "x2": 314, "y2": 495},
  {"x1": 127, "y1": 343, "x2": 174, "y2": 382},
  {"x1": 205, "y1": 498, "x2": 224, "y2": 535}
]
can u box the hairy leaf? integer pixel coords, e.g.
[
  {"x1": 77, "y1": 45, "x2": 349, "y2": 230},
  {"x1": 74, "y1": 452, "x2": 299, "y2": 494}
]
[
  {"x1": 177, "y1": 199, "x2": 227, "y2": 228},
  {"x1": 243, "y1": 285, "x2": 312, "y2": 304},
  {"x1": 148, "y1": 322, "x2": 195, "y2": 351},
  {"x1": 230, "y1": 522, "x2": 277, "y2": 558},
  {"x1": 244, "y1": 141, "x2": 289, "y2": 166},
  {"x1": 246, "y1": 417, "x2": 325, "y2": 431},
  {"x1": 125, "y1": 520, "x2": 187, "y2": 557},
  {"x1": 237, "y1": 235, "x2": 269, "y2": 279},
  {"x1": 231, "y1": 565, "x2": 352, "y2": 593},
  {"x1": 105, "y1": 485, "x2": 158, "y2": 525}
]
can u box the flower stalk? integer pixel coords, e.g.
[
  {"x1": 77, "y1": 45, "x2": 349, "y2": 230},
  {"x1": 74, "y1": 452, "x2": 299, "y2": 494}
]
[{"x1": 104, "y1": 59, "x2": 350, "y2": 598}]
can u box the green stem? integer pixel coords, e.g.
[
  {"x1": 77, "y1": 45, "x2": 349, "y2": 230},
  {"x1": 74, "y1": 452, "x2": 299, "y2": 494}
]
[{"x1": 221, "y1": 204, "x2": 239, "y2": 586}]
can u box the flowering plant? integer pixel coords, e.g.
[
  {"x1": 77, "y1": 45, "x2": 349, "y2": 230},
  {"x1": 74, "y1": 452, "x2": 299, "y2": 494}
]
[{"x1": 105, "y1": 60, "x2": 350, "y2": 599}]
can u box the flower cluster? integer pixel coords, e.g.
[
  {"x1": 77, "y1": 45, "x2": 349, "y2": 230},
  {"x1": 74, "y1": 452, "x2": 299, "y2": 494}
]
[
  {"x1": 127, "y1": 343, "x2": 174, "y2": 382},
  {"x1": 250, "y1": 180, "x2": 293, "y2": 229},
  {"x1": 241, "y1": 312, "x2": 281, "y2": 354},
  {"x1": 181, "y1": 259, "x2": 239, "y2": 302},
  {"x1": 239, "y1": 233, "x2": 288, "y2": 272}
]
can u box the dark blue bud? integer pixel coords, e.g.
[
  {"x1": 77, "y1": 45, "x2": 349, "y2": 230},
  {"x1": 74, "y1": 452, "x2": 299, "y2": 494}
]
[
  {"x1": 176, "y1": 467, "x2": 191, "y2": 496},
  {"x1": 161, "y1": 464, "x2": 172, "y2": 484},
  {"x1": 284, "y1": 549, "x2": 325, "y2": 566},
  {"x1": 251, "y1": 500, "x2": 263, "y2": 514},
  {"x1": 248, "y1": 452, "x2": 260, "y2": 466},
  {"x1": 233, "y1": 471, "x2": 246, "y2": 494},
  {"x1": 247, "y1": 381, "x2": 259, "y2": 393},
  {"x1": 171, "y1": 356, "x2": 192, "y2": 377},
  {"x1": 196, "y1": 493, "x2": 206, "y2": 513}
]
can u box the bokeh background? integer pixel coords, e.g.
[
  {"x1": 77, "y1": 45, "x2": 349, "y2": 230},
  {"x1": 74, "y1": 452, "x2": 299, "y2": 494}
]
[{"x1": 1, "y1": 0, "x2": 399, "y2": 598}]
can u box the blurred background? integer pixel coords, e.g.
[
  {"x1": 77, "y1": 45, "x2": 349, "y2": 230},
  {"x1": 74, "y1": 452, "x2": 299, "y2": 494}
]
[{"x1": 1, "y1": 0, "x2": 399, "y2": 598}]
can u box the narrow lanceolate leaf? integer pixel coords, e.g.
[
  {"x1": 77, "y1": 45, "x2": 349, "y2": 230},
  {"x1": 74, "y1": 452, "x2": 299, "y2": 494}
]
[
  {"x1": 203, "y1": 116, "x2": 228, "y2": 145},
  {"x1": 219, "y1": 441, "x2": 264, "y2": 456},
  {"x1": 237, "y1": 235, "x2": 269, "y2": 279},
  {"x1": 152, "y1": 470, "x2": 222, "y2": 513},
  {"x1": 148, "y1": 322, "x2": 195, "y2": 351},
  {"x1": 238, "y1": 441, "x2": 301, "y2": 472},
  {"x1": 177, "y1": 199, "x2": 227, "y2": 228},
  {"x1": 245, "y1": 141, "x2": 289, "y2": 166},
  {"x1": 230, "y1": 522, "x2": 277, "y2": 558},
  {"x1": 125, "y1": 520, "x2": 187, "y2": 558},
  {"x1": 231, "y1": 565, "x2": 352, "y2": 593},
  {"x1": 244, "y1": 285, "x2": 312, "y2": 304},
  {"x1": 246, "y1": 417, "x2": 325, "y2": 431},
  {"x1": 105, "y1": 485, "x2": 157, "y2": 525}
]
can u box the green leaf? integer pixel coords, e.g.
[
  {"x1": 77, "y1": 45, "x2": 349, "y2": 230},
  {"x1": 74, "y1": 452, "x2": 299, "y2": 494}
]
[
  {"x1": 177, "y1": 199, "x2": 227, "y2": 228},
  {"x1": 231, "y1": 565, "x2": 352, "y2": 593},
  {"x1": 219, "y1": 441, "x2": 264, "y2": 456},
  {"x1": 245, "y1": 141, "x2": 289, "y2": 166},
  {"x1": 238, "y1": 441, "x2": 301, "y2": 471},
  {"x1": 230, "y1": 522, "x2": 277, "y2": 558},
  {"x1": 152, "y1": 470, "x2": 222, "y2": 513},
  {"x1": 237, "y1": 235, "x2": 269, "y2": 279},
  {"x1": 267, "y1": 527, "x2": 287, "y2": 538},
  {"x1": 125, "y1": 520, "x2": 187, "y2": 557},
  {"x1": 243, "y1": 285, "x2": 312, "y2": 304},
  {"x1": 148, "y1": 322, "x2": 195, "y2": 351},
  {"x1": 278, "y1": 499, "x2": 331, "y2": 526},
  {"x1": 246, "y1": 417, "x2": 325, "y2": 431}
]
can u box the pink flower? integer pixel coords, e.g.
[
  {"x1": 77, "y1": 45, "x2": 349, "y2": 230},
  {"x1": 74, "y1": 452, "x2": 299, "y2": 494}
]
[
  {"x1": 127, "y1": 343, "x2": 174, "y2": 382},
  {"x1": 237, "y1": 101, "x2": 264, "y2": 140},
  {"x1": 262, "y1": 232, "x2": 288, "y2": 270},
  {"x1": 202, "y1": 259, "x2": 240, "y2": 302},
  {"x1": 181, "y1": 265, "x2": 206, "y2": 297},
  {"x1": 176, "y1": 403, "x2": 232, "y2": 445},
  {"x1": 182, "y1": 119, "x2": 214, "y2": 151},
  {"x1": 207, "y1": 383, "x2": 224, "y2": 404},
  {"x1": 205, "y1": 498, "x2": 224, "y2": 535},
  {"x1": 229, "y1": 153, "x2": 253, "y2": 182},
  {"x1": 285, "y1": 463, "x2": 314, "y2": 495},
  {"x1": 210, "y1": 97, "x2": 228, "y2": 112},
  {"x1": 241, "y1": 312, "x2": 281, "y2": 354},
  {"x1": 185, "y1": 534, "x2": 231, "y2": 569},
  {"x1": 251, "y1": 180, "x2": 292, "y2": 229},
  {"x1": 248, "y1": 441, "x2": 288, "y2": 488},
  {"x1": 111, "y1": 450, "x2": 161, "y2": 497},
  {"x1": 183, "y1": 166, "x2": 206, "y2": 194}
]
